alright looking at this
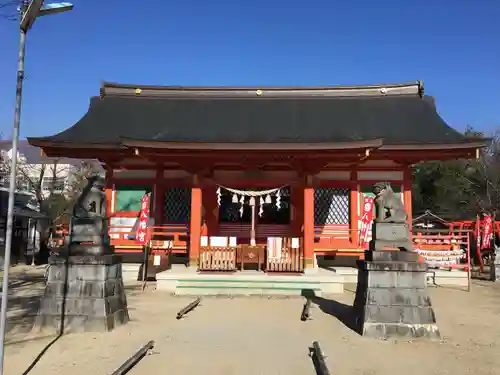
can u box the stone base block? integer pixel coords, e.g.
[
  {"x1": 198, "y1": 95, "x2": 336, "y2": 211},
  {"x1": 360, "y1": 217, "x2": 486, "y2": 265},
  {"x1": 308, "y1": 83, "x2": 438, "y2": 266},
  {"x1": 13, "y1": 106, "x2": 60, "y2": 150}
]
[
  {"x1": 362, "y1": 322, "x2": 441, "y2": 340},
  {"x1": 33, "y1": 254, "x2": 129, "y2": 333},
  {"x1": 494, "y1": 250, "x2": 500, "y2": 282},
  {"x1": 371, "y1": 222, "x2": 413, "y2": 251},
  {"x1": 354, "y1": 250, "x2": 440, "y2": 340}
]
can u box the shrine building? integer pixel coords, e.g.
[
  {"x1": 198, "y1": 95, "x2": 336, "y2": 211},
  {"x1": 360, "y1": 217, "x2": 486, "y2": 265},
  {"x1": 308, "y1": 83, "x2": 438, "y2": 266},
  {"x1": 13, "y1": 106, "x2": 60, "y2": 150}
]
[{"x1": 28, "y1": 81, "x2": 487, "y2": 278}]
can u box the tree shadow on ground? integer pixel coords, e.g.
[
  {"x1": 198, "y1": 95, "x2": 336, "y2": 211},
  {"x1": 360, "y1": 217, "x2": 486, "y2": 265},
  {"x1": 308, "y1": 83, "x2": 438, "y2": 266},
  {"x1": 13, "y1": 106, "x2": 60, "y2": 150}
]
[
  {"x1": 4, "y1": 274, "x2": 46, "y2": 341},
  {"x1": 1, "y1": 271, "x2": 65, "y2": 375},
  {"x1": 301, "y1": 289, "x2": 361, "y2": 335},
  {"x1": 8, "y1": 271, "x2": 141, "y2": 374}
]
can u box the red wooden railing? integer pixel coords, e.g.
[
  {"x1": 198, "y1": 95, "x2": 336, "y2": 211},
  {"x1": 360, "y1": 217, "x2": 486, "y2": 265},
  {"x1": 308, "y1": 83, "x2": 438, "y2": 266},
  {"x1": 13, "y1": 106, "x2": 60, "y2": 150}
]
[
  {"x1": 218, "y1": 224, "x2": 291, "y2": 243},
  {"x1": 219, "y1": 224, "x2": 291, "y2": 236},
  {"x1": 313, "y1": 224, "x2": 360, "y2": 251},
  {"x1": 109, "y1": 222, "x2": 189, "y2": 254}
]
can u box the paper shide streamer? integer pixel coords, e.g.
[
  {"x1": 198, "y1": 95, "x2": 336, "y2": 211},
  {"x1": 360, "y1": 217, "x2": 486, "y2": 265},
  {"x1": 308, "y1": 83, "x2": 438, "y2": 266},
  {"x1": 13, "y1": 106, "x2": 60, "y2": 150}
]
[{"x1": 216, "y1": 185, "x2": 287, "y2": 217}]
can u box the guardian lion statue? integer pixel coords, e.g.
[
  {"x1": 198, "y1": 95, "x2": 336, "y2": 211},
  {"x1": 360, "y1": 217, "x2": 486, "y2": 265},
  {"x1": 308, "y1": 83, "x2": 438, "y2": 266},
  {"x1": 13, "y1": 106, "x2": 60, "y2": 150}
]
[{"x1": 373, "y1": 182, "x2": 407, "y2": 224}]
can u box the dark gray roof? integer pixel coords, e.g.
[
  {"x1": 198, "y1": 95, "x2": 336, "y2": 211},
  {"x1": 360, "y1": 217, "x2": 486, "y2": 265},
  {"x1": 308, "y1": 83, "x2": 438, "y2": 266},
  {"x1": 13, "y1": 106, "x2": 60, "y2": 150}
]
[{"x1": 28, "y1": 81, "x2": 476, "y2": 146}]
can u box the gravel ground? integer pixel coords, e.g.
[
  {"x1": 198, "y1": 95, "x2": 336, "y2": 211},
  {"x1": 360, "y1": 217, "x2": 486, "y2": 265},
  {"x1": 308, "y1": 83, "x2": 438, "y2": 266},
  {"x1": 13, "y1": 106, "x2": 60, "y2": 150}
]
[{"x1": 3, "y1": 267, "x2": 500, "y2": 375}]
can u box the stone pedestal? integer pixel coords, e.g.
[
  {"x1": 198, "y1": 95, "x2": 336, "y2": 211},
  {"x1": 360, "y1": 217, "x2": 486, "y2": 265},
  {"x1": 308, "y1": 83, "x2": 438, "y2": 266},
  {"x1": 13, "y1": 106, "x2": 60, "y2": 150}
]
[
  {"x1": 494, "y1": 248, "x2": 500, "y2": 282},
  {"x1": 33, "y1": 254, "x2": 129, "y2": 333},
  {"x1": 353, "y1": 251, "x2": 440, "y2": 340},
  {"x1": 371, "y1": 222, "x2": 412, "y2": 252}
]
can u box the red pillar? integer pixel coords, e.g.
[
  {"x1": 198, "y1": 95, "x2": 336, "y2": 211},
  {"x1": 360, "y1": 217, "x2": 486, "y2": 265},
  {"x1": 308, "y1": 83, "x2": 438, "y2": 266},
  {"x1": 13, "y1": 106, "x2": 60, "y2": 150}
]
[
  {"x1": 403, "y1": 166, "x2": 413, "y2": 231},
  {"x1": 303, "y1": 175, "x2": 315, "y2": 270},
  {"x1": 291, "y1": 182, "x2": 304, "y2": 236},
  {"x1": 105, "y1": 167, "x2": 114, "y2": 217},
  {"x1": 189, "y1": 175, "x2": 202, "y2": 268},
  {"x1": 202, "y1": 183, "x2": 218, "y2": 236},
  {"x1": 153, "y1": 167, "x2": 164, "y2": 225},
  {"x1": 350, "y1": 170, "x2": 359, "y2": 247}
]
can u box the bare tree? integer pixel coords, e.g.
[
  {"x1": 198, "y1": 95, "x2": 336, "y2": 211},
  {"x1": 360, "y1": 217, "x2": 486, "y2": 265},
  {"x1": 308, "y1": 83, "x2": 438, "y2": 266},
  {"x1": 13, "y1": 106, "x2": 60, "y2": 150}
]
[{"x1": 0, "y1": 154, "x2": 97, "y2": 223}]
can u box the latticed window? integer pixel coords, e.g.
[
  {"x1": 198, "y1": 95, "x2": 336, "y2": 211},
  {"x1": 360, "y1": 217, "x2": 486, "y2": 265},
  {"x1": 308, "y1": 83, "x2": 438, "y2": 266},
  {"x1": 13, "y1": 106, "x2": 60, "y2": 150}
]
[
  {"x1": 314, "y1": 187, "x2": 350, "y2": 225},
  {"x1": 164, "y1": 188, "x2": 191, "y2": 223}
]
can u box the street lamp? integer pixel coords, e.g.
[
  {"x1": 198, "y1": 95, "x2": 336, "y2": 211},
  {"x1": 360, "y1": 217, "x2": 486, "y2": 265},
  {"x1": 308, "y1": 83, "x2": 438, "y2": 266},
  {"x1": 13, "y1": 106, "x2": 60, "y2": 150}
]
[{"x1": 0, "y1": 2, "x2": 73, "y2": 374}]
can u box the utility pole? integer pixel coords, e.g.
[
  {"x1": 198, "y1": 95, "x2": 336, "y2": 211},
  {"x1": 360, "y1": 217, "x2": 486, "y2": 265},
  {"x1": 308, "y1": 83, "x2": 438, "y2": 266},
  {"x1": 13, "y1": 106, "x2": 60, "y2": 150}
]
[
  {"x1": 0, "y1": 4, "x2": 30, "y2": 374},
  {"x1": 0, "y1": 2, "x2": 73, "y2": 374}
]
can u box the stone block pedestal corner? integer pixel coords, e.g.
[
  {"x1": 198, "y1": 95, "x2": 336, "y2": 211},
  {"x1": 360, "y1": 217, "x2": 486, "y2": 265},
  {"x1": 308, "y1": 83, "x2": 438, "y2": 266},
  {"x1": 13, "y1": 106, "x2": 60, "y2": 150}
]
[
  {"x1": 33, "y1": 253, "x2": 129, "y2": 334},
  {"x1": 353, "y1": 250, "x2": 441, "y2": 341}
]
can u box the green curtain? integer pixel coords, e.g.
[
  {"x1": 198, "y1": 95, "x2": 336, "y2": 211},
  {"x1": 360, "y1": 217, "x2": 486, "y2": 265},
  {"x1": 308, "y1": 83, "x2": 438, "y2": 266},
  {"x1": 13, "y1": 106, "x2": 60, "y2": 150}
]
[{"x1": 115, "y1": 184, "x2": 152, "y2": 212}]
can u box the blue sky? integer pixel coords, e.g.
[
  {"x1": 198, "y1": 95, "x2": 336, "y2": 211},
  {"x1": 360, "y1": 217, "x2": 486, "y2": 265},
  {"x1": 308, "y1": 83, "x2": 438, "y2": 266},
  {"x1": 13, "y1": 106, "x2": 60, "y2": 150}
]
[{"x1": 0, "y1": 0, "x2": 498, "y2": 139}]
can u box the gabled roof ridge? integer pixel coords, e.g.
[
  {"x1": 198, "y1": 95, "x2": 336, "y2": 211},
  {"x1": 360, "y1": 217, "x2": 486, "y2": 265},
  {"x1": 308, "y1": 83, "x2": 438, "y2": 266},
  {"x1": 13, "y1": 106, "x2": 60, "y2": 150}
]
[{"x1": 100, "y1": 80, "x2": 424, "y2": 99}]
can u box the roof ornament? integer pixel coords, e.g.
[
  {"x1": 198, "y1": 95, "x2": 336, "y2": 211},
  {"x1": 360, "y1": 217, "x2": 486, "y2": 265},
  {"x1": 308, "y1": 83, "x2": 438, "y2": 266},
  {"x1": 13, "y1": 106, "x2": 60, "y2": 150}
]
[
  {"x1": 256, "y1": 89, "x2": 263, "y2": 96},
  {"x1": 135, "y1": 88, "x2": 142, "y2": 95},
  {"x1": 380, "y1": 87, "x2": 387, "y2": 95}
]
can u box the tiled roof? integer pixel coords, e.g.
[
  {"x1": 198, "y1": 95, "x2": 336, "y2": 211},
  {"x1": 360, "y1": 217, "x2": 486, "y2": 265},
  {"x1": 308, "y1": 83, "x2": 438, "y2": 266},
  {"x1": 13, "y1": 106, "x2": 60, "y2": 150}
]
[{"x1": 27, "y1": 81, "x2": 478, "y2": 147}]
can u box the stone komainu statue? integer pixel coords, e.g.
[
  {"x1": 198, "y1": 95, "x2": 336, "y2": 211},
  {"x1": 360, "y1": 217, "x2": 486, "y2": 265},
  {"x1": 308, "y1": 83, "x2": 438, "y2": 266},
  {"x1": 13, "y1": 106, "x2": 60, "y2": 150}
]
[
  {"x1": 371, "y1": 182, "x2": 413, "y2": 252},
  {"x1": 373, "y1": 182, "x2": 407, "y2": 223},
  {"x1": 73, "y1": 174, "x2": 106, "y2": 218},
  {"x1": 66, "y1": 174, "x2": 112, "y2": 255}
]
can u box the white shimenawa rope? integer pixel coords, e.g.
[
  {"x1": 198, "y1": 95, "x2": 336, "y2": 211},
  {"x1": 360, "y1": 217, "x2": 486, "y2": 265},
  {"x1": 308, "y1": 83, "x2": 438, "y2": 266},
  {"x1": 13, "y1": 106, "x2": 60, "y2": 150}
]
[
  {"x1": 216, "y1": 185, "x2": 289, "y2": 217},
  {"x1": 217, "y1": 185, "x2": 287, "y2": 197}
]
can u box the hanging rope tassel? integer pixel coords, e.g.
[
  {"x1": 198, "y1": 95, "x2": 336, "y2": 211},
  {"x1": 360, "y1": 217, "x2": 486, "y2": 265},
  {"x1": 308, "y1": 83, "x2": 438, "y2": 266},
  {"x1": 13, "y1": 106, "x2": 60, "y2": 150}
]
[
  {"x1": 276, "y1": 190, "x2": 281, "y2": 210},
  {"x1": 216, "y1": 187, "x2": 221, "y2": 206},
  {"x1": 232, "y1": 194, "x2": 238, "y2": 203}
]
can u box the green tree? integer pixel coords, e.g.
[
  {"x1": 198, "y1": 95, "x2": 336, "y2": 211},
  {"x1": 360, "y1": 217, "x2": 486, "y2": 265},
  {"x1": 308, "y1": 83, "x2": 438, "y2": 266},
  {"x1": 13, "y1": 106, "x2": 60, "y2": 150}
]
[{"x1": 412, "y1": 126, "x2": 499, "y2": 220}]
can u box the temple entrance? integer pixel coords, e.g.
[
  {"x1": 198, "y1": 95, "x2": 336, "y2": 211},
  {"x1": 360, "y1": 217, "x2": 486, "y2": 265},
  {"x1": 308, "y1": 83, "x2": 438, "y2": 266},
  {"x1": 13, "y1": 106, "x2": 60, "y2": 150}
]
[
  {"x1": 197, "y1": 187, "x2": 300, "y2": 273},
  {"x1": 217, "y1": 187, "x2": 291, "y2": 243}
]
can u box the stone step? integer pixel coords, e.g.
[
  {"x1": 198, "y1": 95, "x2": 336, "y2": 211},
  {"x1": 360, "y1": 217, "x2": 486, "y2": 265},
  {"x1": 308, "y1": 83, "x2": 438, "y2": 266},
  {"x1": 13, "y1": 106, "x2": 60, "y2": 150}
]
[
  {"x1": 174, "y1": 286, "x2": 321, "y2": 296},
  {"x1": 156, "y1": 271, "x2": 344, "y2": 296},
  {"x1": 121, "y1": 263, "x2": 141, "y2": 282},
  {"x1": 177, "y1": 280, "x2": 321, "y2": 290}
]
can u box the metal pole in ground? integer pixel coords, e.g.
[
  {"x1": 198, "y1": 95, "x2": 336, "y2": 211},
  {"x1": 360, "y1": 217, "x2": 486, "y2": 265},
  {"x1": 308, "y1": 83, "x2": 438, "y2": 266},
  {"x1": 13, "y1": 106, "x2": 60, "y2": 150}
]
[
  {"x1": 0, "y1": 3, "x2": 74, "y2": 373},
  {"x1": 0, "y1": 23, "x2": 27, "y2": 375}
]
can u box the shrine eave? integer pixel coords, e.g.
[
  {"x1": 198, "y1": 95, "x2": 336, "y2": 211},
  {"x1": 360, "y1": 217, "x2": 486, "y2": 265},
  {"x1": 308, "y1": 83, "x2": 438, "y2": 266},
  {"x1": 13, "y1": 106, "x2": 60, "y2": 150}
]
[
  {"x1": 28, "y1": 138, "x2": 488, "y2": 164},
  {"x1": 379, "y1": 140, "x2": 489, "y2": 151},
  {"x1": 118, "y1": 138, "x2": 384, "y2": 151}
]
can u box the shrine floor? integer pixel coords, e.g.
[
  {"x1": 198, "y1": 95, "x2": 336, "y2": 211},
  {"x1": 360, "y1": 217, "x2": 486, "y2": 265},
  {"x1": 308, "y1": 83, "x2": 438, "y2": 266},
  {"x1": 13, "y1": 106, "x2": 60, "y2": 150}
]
[{"x1": 4, "y1": 268, "x2": 500, "y2": 375}]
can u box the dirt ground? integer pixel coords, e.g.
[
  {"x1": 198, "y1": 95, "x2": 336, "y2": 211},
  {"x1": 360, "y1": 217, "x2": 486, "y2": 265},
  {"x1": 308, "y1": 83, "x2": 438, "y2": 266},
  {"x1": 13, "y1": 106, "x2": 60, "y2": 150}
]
[{"x1": 3, "y1": 266, "x2": 500, "y2": 375}]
